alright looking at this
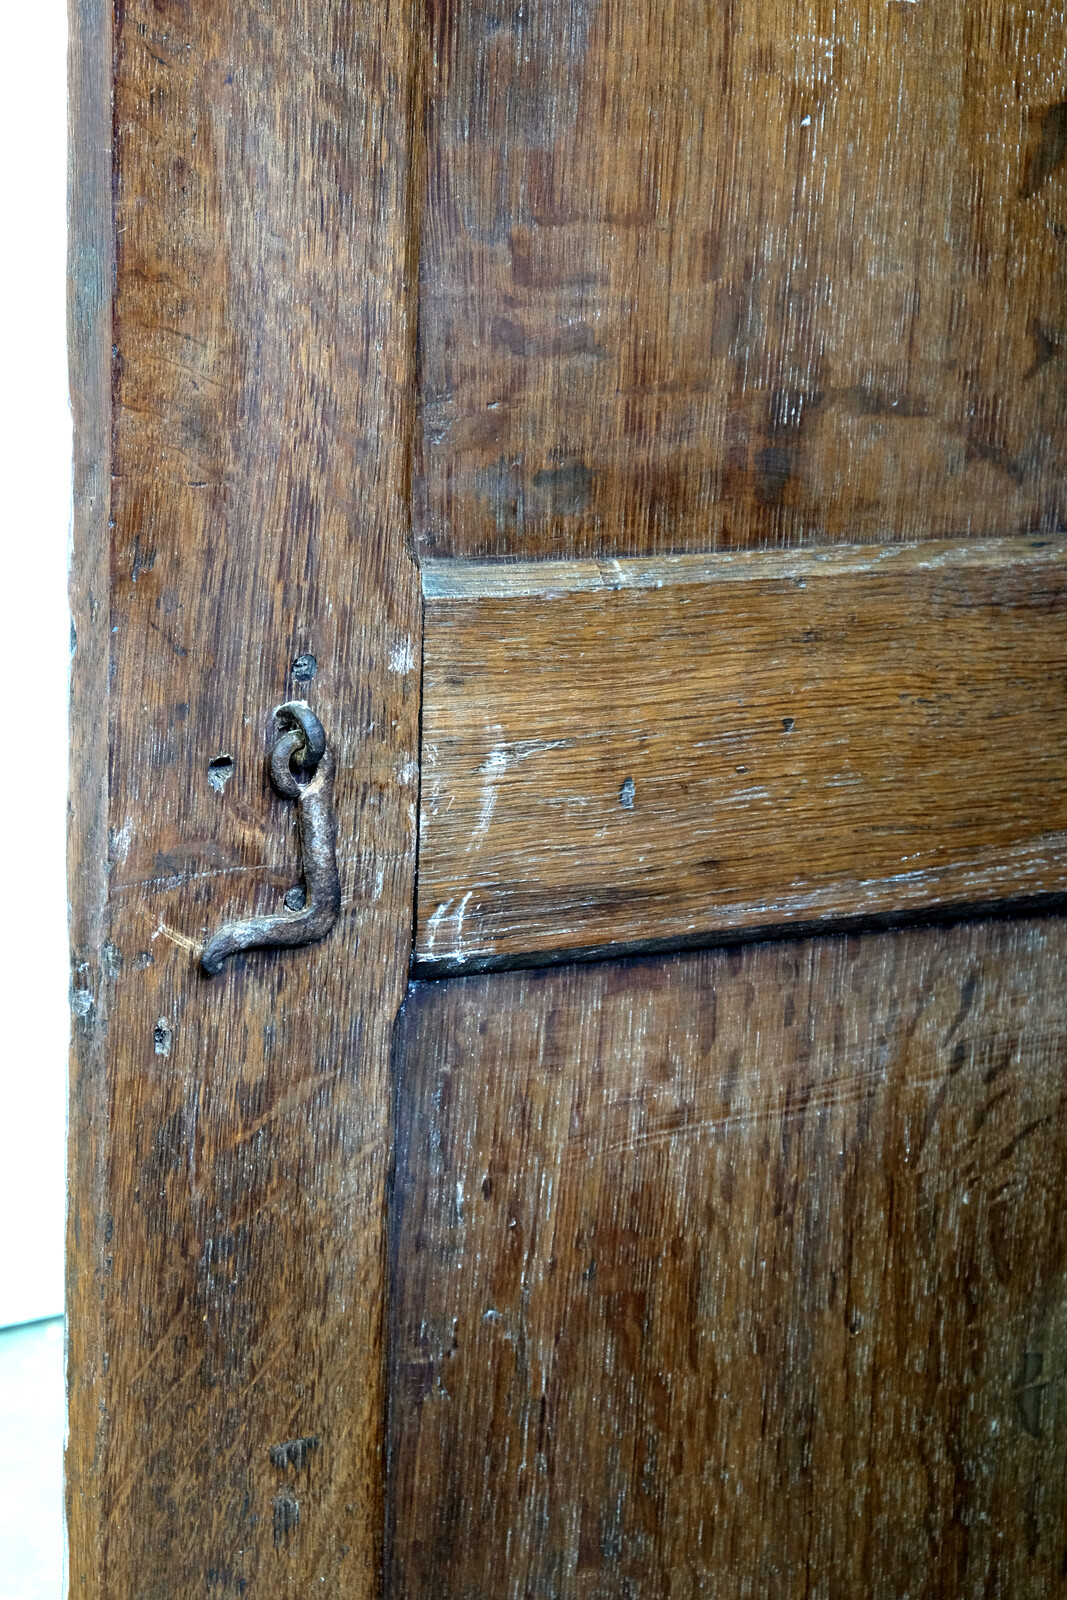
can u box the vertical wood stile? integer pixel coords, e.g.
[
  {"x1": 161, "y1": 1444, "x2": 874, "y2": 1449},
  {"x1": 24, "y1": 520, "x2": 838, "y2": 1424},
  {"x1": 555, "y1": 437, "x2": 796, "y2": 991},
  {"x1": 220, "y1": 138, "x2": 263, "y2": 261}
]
[{"x1": 67, "y1": 1, "x2": 423, "y2": 1592}]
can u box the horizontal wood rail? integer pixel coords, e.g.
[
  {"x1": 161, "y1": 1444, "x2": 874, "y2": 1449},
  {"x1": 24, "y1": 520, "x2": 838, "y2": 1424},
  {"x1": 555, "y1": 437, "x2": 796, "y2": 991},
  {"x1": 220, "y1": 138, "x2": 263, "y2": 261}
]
[{"x1": 415, "y1": 537, "x2": 1067, "y2": 972}]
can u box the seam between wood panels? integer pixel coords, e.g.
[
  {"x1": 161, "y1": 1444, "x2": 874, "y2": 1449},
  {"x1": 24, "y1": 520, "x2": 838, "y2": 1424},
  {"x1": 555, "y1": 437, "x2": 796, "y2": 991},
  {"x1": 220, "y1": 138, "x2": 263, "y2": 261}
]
[
  {"x1": 401, "y1": 0, "x2": 427, "y2": 575},
  {"x1": 419, "y1": 534, "x2": 1067, "y2": 599},
  {"x1": 409, "y1": 894, "x2": 1067, "y2": 980},
  {"x1": 402, "y1": 0, "x2": 429, "y2": 979},
  {"x1": 384, "y1": 9, "x2": 429, "y2": 1597}
]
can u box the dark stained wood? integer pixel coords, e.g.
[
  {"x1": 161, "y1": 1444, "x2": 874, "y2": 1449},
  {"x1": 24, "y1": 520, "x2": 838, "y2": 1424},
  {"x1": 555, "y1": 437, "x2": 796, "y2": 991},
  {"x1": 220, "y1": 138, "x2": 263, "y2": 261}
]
[
  {"x1": 415, "y1": 0, "x2": 1067, "y2": 560},
  {"x1": 416, "y1": 538, "x2": 1067, "y2": 970},
  {"x1": 67, "y1": 1, "x2": 422, "y2": 1593},
  {"x1": 390, "y1": 919, "x2": 1067, "y2": 1598},
  {"x1": 70, "y1": 0, "x2": 1067, "y2": 1591}
]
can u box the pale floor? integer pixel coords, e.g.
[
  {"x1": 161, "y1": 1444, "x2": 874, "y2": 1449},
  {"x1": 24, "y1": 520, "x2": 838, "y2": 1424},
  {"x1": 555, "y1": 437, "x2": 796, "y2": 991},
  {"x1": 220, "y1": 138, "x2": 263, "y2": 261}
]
[{"x1": 0, "y1": 1319, "x2": 65, "y2": 1600}]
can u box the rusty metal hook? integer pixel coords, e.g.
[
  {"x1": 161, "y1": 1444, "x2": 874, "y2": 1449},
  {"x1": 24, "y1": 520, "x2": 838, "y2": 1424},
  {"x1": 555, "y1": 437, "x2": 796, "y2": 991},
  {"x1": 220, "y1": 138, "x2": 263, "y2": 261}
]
[{"x1": 201, "y1": 702, "x2": 341, "y2": 975}]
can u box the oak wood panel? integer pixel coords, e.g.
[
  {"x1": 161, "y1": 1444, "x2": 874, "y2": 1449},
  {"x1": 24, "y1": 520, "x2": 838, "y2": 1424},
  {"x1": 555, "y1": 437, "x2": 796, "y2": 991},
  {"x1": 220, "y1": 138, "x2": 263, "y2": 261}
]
[
  {"x1": 416, "y1": 537, "x2": 1067, "y2": 971},
  {"x1": 389, "y1": 918, "x2": 1067, "y2": 1598},
  {"x1": 415, "y1": 0, "x2": 1067, "y2": 560},
  {"x1": 67, "y1": 0, "x2": 114, "y2": 1589},
  {"x1": 67, "y1": 2, "x2": 421, "y2": 1594}
]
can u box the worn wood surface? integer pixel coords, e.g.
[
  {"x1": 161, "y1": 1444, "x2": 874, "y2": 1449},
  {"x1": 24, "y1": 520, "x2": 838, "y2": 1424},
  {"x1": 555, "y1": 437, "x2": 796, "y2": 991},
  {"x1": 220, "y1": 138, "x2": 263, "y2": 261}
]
[
  {"x1": 66, "y1": 0, "x2": 114, "y2": 1588},
  {"x1": 390, "y1": 918, "x2": 1067, "y2": 1598},
  {"x1": 67, "y1": 1, "x2": 421, "y2": 1594},
  {"x1": 70, "y1": 0, "x2": 1067, "y2": 1591},
  {"x1": 415, "y1": 0, "x2": 1067, "y2": 559},
  {"x1": 416, "y1": 537, "x2": 1067, "y2": 970}
]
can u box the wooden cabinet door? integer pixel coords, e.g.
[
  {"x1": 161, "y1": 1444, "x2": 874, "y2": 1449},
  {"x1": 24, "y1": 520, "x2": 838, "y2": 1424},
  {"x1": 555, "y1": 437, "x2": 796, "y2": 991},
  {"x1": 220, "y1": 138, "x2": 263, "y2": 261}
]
[{"x1": 68, "y1": 2, "x2": 1066, "y2": 1597}]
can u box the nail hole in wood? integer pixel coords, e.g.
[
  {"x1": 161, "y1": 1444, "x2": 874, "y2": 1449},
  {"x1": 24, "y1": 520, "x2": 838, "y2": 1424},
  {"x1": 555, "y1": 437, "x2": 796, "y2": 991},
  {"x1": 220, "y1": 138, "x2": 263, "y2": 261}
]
[{"x1": 208, "y1": 754, "x2": 234, "y2": 794}]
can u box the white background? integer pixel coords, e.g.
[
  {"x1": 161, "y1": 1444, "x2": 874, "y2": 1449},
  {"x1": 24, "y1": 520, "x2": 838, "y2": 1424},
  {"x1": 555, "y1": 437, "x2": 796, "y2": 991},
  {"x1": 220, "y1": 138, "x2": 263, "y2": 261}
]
[{"x1": 0, "y1": 0, "x2": 70, "y2": 1329}]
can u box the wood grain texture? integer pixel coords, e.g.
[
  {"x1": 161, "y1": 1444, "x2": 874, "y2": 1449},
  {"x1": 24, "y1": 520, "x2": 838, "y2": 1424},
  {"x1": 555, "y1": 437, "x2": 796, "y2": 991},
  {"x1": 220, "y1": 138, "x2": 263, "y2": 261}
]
[
  {"x1": 389, "y1": 918, "x2": 1067, "y2": 1598},
  {"x1": 67, "y1": 2, "x2": 421, "y2": 1593},
  {"x1": 66, "y1": 0, "x2": 114, "y2": 1589},
  {"x1": 415, "y1": 0, "x2": 1067, "y2": 559},
  {"x1": 416, "y1": 537, "x2": 1067, "y2": 970}
]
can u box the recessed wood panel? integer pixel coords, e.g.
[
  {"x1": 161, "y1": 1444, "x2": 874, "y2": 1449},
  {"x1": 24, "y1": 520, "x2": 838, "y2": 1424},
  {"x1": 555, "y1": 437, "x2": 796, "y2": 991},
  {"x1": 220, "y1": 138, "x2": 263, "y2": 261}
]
[
  {"x1": 389, "y1": 919, "x2": 1067, "y2": 1598},
  {"x1": 416, "y1": 0, "x2": 1067, "y2": 559},
  {"x1": 416, "y1": 537, "x2": 1067, "y2": 971}
]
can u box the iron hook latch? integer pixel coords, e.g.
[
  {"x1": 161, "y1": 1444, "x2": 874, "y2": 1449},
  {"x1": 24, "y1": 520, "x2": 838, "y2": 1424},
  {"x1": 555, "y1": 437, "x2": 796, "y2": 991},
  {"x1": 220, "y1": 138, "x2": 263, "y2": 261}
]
[{"x1": 202, "y1": 701, "x2": 341, "y2": 975}]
